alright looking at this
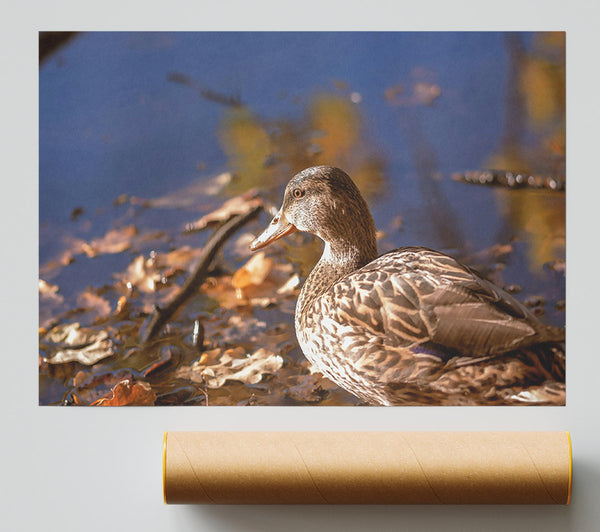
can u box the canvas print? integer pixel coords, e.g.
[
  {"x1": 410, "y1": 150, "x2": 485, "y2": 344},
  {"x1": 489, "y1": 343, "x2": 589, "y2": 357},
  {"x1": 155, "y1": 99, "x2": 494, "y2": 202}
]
[{"x1": 39, "y1": 32, "x2": 565, "y2": 406}]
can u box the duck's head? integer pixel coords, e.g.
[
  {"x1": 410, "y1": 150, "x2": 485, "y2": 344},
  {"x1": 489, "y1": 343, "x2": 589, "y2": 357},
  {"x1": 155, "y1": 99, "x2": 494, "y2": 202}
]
[{"x1": 250, "y1": 166, "x2": 377, "y2": 262}]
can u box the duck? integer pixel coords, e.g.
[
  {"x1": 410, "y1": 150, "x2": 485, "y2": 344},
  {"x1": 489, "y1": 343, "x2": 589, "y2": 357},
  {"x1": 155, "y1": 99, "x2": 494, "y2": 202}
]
[{"x1": 250, "y1": 166, "x2": 565, "y2": 405}]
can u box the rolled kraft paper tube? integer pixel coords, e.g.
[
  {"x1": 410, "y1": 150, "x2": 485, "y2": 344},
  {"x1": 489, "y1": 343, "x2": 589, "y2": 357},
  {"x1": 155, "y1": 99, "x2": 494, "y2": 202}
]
[{"x1": 163, "y1": 431, "x2": 572, "y2": 505}]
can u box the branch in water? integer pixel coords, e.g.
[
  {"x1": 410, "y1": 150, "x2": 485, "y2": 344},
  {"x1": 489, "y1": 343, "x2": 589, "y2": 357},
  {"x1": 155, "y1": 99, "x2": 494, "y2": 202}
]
[
  {"x1": 140, "y1": 204, "x2": 263, "y2": 344},
  {"x1": 452, "y1": 170, "x2": 565, "y2": 192}
]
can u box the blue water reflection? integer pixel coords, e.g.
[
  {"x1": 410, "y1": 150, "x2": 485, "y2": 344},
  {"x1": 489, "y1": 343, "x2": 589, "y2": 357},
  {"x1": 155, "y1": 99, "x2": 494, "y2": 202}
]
[{"x1": 40, "y1": 32, "x2": 508, "y2": 222}]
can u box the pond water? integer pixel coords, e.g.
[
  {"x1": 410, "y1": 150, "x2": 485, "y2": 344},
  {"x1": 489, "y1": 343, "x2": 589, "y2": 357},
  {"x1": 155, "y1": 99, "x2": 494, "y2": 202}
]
[{"x1": 39, "y1": 32, "x2": 565, "y2": 406}]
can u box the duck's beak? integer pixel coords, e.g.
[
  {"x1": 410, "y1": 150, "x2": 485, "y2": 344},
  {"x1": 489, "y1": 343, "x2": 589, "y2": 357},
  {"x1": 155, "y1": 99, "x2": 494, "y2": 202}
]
[{"x1": 250, "y1": 211, "x2": 297, "y2": 251}]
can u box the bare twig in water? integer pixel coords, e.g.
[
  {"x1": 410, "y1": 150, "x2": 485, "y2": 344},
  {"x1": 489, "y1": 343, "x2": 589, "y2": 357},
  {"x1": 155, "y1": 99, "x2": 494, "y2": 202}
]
[
  {"x1": 140, "y1": 204, "x2": 263, "y2": 344},
  {"x1": 452, "y1": 170, "x2": 565, "y2": 192},
  {"x1": 167, "y1": 71, "x2": 243, "y2": 107}
]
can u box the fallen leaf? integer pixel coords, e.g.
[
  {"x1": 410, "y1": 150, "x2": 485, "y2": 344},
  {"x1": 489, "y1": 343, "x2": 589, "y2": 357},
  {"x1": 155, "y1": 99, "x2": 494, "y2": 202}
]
[
  {"x1": 39, "y1": 279, "x2": 66, "y2": 328},
  {"x1": 39, "y1": 279, "x2": 64, "y2": 302},
  {"x1": 115, "y1": 295, "x2": 129, "y2": 315},
  {"x1": 43, "y1": 323, "x2": 115, "y2": 365},
  {"x1": 232, "y1": 251, "x2": 274, "y2": 289},
  {"x1": 94, "y1": 379, "x2": 156, "y2": 406},
  {"x1": 155, "y1": 245, "x2": 204, "y2": 272},
  {"x1": 185, "y1": 191, "x2": 262, "y2": 232},
  {"x1": 115, "y1": 255, "x2": 162, "y2": 293},
  {"x1": 200, "y1": 275, "x2": 241, "y2": 309},
  {"x1": 176, "y1": 347, "x2": 283, "y2": 388},
  {"x1": 81, "y1": 225, "x2": 137, "y2": 257},
  {"x1": 71, "y1": 369, "x2": 135, "y2": 405}
]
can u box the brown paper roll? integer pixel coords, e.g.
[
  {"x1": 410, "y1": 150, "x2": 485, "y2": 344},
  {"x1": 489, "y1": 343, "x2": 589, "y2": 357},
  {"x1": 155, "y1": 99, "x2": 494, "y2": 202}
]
[{"x1": 163, "y1": 431, "x2": 572, "y2": 505}]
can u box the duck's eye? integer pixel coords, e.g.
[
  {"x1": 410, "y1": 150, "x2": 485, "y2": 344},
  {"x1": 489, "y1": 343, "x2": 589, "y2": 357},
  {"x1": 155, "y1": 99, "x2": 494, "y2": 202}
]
[{"x1": 293, "y1": 188, "x2": 304, "y2": 199}]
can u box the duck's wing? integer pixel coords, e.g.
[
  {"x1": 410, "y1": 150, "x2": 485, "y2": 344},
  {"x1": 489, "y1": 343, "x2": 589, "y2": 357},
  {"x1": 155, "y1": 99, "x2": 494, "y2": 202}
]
[{"x1": 328, "y1": 247, "x2": 563, "y2": 357}]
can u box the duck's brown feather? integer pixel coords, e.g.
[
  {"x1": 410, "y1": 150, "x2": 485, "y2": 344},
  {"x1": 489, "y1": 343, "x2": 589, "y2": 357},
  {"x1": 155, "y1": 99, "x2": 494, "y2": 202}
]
[{"x1": 296, "y1": 246, "x2": 564, "y2": 405}]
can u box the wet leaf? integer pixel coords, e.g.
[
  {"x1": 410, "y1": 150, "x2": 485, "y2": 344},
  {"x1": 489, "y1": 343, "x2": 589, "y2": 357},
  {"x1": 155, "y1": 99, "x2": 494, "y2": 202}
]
[
  {"x1": 115, "y1": 295, "x2": 129, "y2": 315},
  {"x1": 155, "y1": 245, "x2": 204, "y2": 273},
  {"x1": 43, "y1": 323, "x2": 115, "y2": 365},
  {"x1": 71, "y1": 369, "x2": 135, "y2": 405},
  {"x1": 232, "y1": 251, "x2": 273, "y2": 289},
  {"x1": 200, "y1": 276, "x2": 242, "y2": 309},
  {"x1": 229, "y1": 252, "x2": 297, "y2": 308},
  {"x1": 39, "y1": 279, "x2": 64, "y2": 302},
  {"x1": 81, "y1": 225, "x2": 137, "y2": 257},
  {"x1": 115, "y1": 254, "x2": 162, "y2": 293},
  {"x1": 185, "y1": 191, "x2": 263, "y2": 233},
  {"x1": 39, "y1": 279, "x2": 66, "y2": 328},
  {"x1": 93, "y1": 379, "x2": 156, "y2": 406},
  {"x1": 176, "y1": 347, "x2": 283, "y2": 388}
]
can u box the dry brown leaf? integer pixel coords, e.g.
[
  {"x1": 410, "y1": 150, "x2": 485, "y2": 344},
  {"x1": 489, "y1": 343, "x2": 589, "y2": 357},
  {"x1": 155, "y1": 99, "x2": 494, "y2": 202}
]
[
  {"x1": 43, "y1": 322, "x2": 115, "y2": 365},
  {"x1": 115, "y1": 295, "x2": 129, "y2": 315},
  {"x1": 39, "y1": 279, "x2": 64, "y2": 302},
  {"x1": 185, "y1": 191, "x2": 262, "y2": 232},
  {"x1": 94, "y1": 379, "x2": 156, "y2": 406},
  {"x1": 176, "y1": 347, "x2": 283, "y2": 388},
  {"x1": 39, "y1": 279, "x2": 67, "y2": 329},
  {"x1": 115, "y1": 255, "x2": 162, "y2": 293},
  {"x1": 81, "y1": 225, "x2": 137, "y2": 257},
  {"x1": 155, "y1": 245, "x2": 204, "y2": 271},
  {"x1": 200, "y1": 276, "x2": 241, "y2": 309},
  {"x1": 71, "y1": 369, "x2": 135, "y2": 405},
  {"x1": 202, "y1": 256, "x2": 297, "y2": 309},
  {"x1": 232, "y1": 251, "x2": 274, "y2": 289}
]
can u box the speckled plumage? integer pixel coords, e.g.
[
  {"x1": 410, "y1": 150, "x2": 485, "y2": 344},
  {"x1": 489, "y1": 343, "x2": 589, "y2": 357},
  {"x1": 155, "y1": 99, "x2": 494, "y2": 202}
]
[{"x1": 251, "y1": 166, "x2": 565, "y2": 405}]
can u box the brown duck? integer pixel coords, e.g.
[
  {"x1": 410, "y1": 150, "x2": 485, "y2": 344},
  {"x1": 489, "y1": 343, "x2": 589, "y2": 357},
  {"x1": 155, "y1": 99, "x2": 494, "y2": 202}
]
[{"x1": 250, "y1": 166, "x2": 565, "y2": 405}]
